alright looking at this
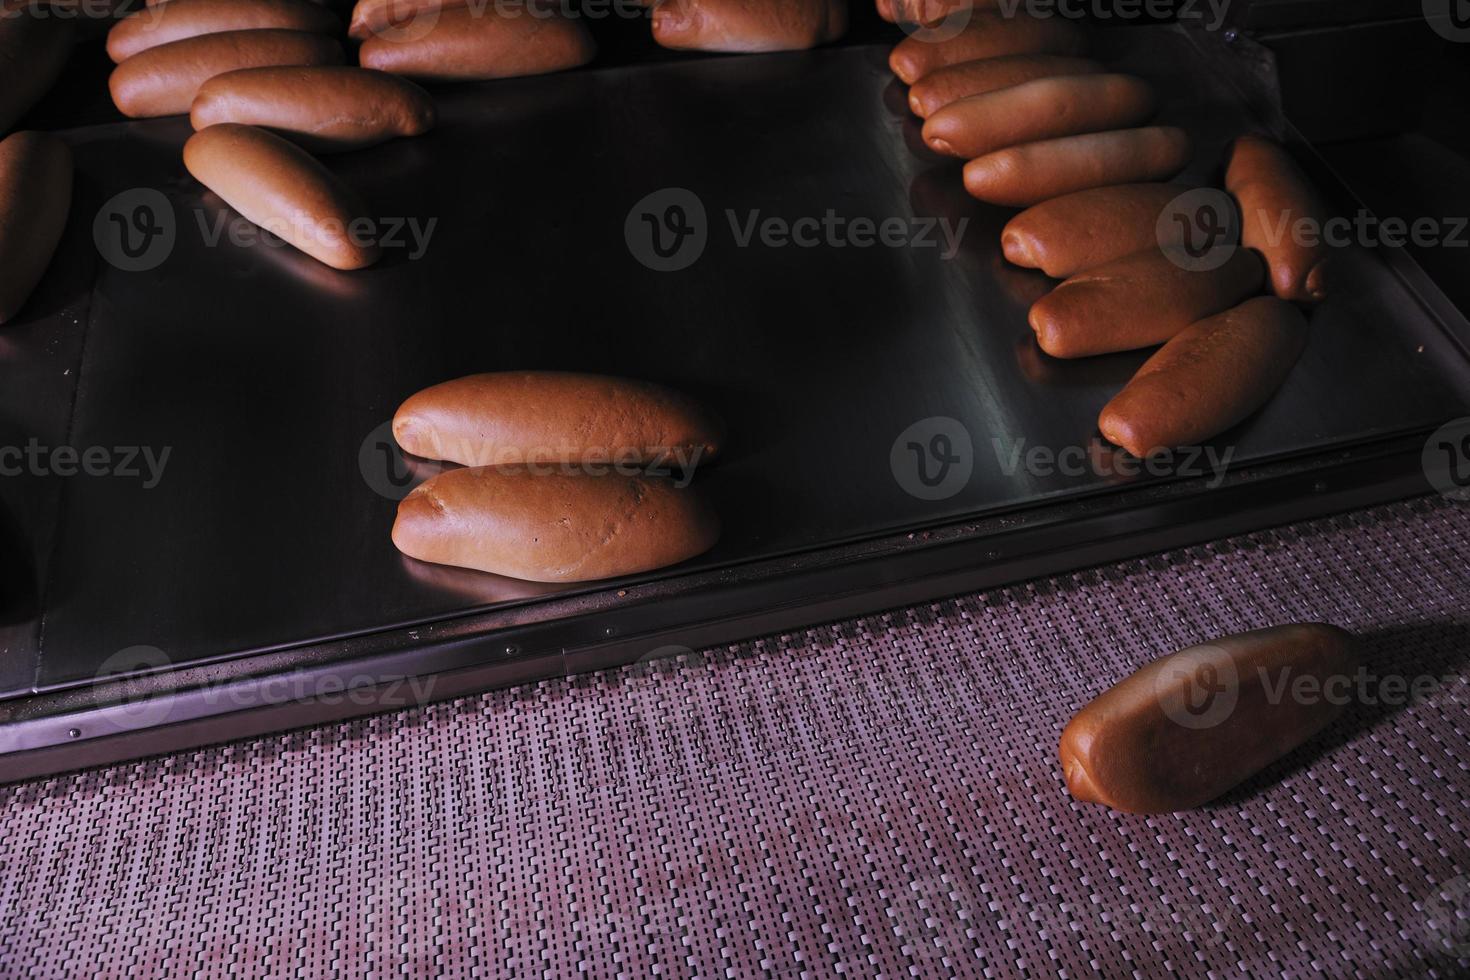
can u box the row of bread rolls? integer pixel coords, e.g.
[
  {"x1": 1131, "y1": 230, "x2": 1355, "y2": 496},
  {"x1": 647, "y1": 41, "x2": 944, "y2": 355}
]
[
  {"x1": 391, "y1": 373, "x2": 724, "y2": 583},
  {"x1": 885, "y1": 6, "x2": 1334, "y2": 458}
]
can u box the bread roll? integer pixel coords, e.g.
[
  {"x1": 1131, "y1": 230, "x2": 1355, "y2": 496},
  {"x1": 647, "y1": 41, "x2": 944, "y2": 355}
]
[
  {"x1": 923, "y1": 73, "x2": 1156, "y2": 159},
  {"x1": 110, "y1": 29, "x2": 344, "y2": 118},
  {"x1": 1027, "y1": 246, "x2": 1262, "y2": 359},
  {"x1": 348, "y1": 0, "x2": 464, "y2": 41},
  {"x1": 651, "y1": 0, "x2": 847, "y2": 53},
  {"x1": 183, "y1": 123, "x2": 379, "y2": 270},
  {"x1": 0, "y1": 11, "x2": 72, "y2": 136},
  {"x1": 192, "y1": 66, "x2": 435, "y2": 152},
  {"x1": 1226, "y1": 134, "x2": 1333, "y2": 303},
  {"x1": 359, "y1": 7, "x2": 595, "y2": 82},
  {"x1": 393, "y1": 371, "x2": 724, "y2": 468},
  {"x1": 888, "y1": 12, "x2": 1087, "y2": 85},
  {"x1": 1099, "y1": 296, "x2": 1309, "y2": 456},
  {"x1": 964, "y1": 127, "x2": 1191, "y2": 207},
  {"x1": 1060, "y1": 624, "x2": 1358, "y2": 813},
  {"x1": 106, "y1": 0, "x2": 340, "y2": 64},
  {"x1": 392, "y1": 467, "x2": 720, "y2": 583},
  {"x1": 0, "y1": 131, "x2": 72, "y2": 323},
  {"x1": 1001, "y1": 183, "x2": 1189, "y2": 279},
  {"x1": 906, "y1": 53, "x2": 1104, "y2": 118}
]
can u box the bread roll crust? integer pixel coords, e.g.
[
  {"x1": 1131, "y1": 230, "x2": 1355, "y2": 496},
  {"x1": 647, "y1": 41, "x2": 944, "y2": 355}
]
[
  {"x1": 651, "y1": 0, "x2": 847, "y2": 53},
  {"x1": 923, "y1": 73, "x2": 1157, "y2": 159},
  {"x1": 359, "y1": 7, "x2": 595, "y2": 82},
  {"x1": 110, "y1": 29, "x2": 344, "y2": 118},
  {"x1": 183, "y1": 123, "x2": 379, "y2": 270},
  {"x1": 192, "y1": 66, "x2": 435, "y2": 151},
  {"x1": 1001, "y1": 183, "x2": 1186, "y2": 280},
  {"x1": 1027, "y1": 246, "x2": 1263, "y2": 359},
  {"x1": 106, "y1": 0, "x2": 340, "y2": 64},
  {"x1": 906, "y1": 53, "x2": 1104, "y2": 119},
  {"x1": 1099, "y1": 296, "x2": 1309, "y2": 456},
  {"x1": 0, "y1": 130, "x2": 72, "y2": 323},
  {"x1": 1226, "y1": 135, "x2": 1333, "y2": 303},
  {"x1": 888, "y1": 12, "x2": 1087, "y2": 85},
  {"x1": 393, "y1": 372, "x2": 724, "y2": 469},
  {"x1": 1060, "y1": 624, "x2": 1357, "y2": 813},
  {"x1": 964, "y1": 126, "x2": 1192, "y2": 208},
  {"x1": 392, "y1": 467, "x2": 721, "y2": 583}
]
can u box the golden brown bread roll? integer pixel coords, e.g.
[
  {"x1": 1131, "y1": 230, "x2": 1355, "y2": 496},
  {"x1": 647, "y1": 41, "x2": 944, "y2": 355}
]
[
  {"x1": 906, "y1": 53, "x2": 1104, "y2": 119},
  {"x1": 1028, "y1": 246, "x2": 1262, "y2": 359},
  {"x1": 191, "y1": 66, "x2": 435, "y2": 152},
  {"x1": 183, "y1": 123, "x2": 379, "y2": 270},
  {"x1": 964, "y1": 127, "x2": 1191, "y2": 208},
  {"x1": 110, "y1": 29, "x2": 344, "y2": 118},
  {"x1": 106, "y1": 0, "x2": 340, "y2": 64},
  {"x1": 1060, "y1": 624, "x2": 1357, "y2": 813},
  {"x1": 0, "y1": 130, "x2": 72, "y2": 324},
  {"x1": 1226, "y1": 134, "x2": 1333, "y2": 304},
  {"x1": 359, "y1": 7, "x2": 595, "y2": 82},
  {"x1": 888, "y1": 12, "x2": 1087, "y2": 85},
  {"x1": 1001, "y1": 183, "x2": 1189, "y2": 279},
  {"x1": 392, "y1": 467, "x2": 720, "y2": 583},
  {"x1": 651, "y1": 0, "x2": 847, "y2": 53},
  {"x1": 394, "y1": 372, "x2": 724, "y2": 469},
  {"x1": 1099, "y1": 296, "x2": 1309, "y2": 456},
  {"x1": 923, "y1": 73, "x2": 1156, "y2": 159},
  {"x1": 0, "y1": 11, "x2": 73, "y2": 136}
]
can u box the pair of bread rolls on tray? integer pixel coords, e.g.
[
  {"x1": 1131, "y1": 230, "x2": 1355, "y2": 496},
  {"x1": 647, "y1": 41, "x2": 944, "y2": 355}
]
[{"x1": 390, "y1": 373, "x2": 724, "y2": 584}]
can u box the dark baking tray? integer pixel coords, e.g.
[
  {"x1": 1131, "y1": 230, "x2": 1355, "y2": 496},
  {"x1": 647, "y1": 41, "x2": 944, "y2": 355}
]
[{"x1": 1, "y1": 24, "x2": 1467, "y2": 779}]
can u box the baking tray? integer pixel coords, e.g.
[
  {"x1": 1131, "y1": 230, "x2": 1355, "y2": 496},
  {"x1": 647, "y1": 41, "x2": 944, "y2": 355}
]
[{"x1": 0, "y1": 23, "x2": 1466, "y2": 780}]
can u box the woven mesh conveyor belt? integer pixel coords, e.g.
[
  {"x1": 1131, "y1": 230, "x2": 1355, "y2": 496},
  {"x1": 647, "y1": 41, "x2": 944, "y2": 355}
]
[{"x1": 1, "y1": 497, "x2": 1468, "y2": 979}]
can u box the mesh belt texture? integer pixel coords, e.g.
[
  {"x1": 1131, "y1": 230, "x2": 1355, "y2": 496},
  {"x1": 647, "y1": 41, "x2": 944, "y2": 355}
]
[{"x1": 1, "y1": 497, "x2": 1468, "y2": 979}]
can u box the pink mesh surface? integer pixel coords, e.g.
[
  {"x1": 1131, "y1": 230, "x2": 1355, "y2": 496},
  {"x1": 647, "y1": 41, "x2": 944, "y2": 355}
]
[{"x1": 1, "y1": 497, "x2": 1468, "y2": 978}]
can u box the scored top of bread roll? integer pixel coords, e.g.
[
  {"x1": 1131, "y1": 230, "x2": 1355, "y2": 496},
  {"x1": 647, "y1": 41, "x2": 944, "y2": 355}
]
[
  {"x1": 393, "y1": 371, "x2": 725, "y2": 468},
  {"x1": 392, "y1": 467, "x2": 721, "y2": 583}
]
